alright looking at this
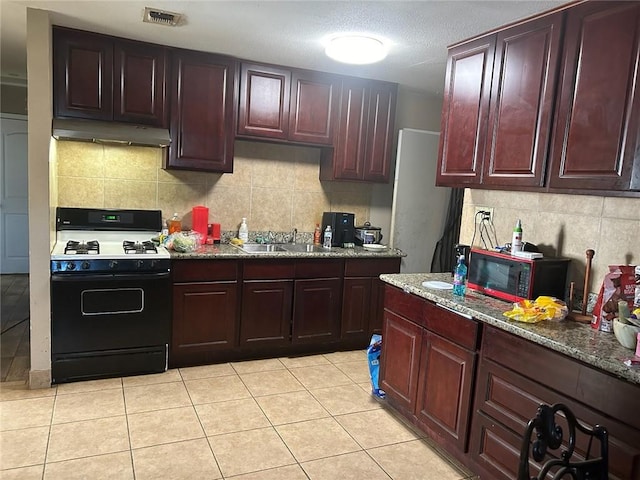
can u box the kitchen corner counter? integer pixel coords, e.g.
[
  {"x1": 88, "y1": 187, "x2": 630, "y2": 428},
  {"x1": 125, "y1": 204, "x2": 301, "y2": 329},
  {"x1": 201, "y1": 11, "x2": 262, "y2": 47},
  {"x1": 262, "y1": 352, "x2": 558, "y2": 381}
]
[
  {"x1": 380, "y1": 272, "x2": 640, "y2": 385},
  {"x1": 169, "y1": 244, "x2": 406, "y2": 259}
]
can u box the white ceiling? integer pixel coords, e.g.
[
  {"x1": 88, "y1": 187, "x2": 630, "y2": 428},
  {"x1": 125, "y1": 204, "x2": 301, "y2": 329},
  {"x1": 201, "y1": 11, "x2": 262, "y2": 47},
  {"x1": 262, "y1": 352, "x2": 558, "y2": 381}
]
[{"x1": 0, "y1": 0, "x2": 568, "y2": 96}]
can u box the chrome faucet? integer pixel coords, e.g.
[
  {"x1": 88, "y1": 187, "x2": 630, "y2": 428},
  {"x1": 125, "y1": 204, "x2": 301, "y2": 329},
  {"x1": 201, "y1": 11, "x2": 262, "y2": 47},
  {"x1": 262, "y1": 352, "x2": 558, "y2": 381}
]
[{"x1": 291, "y1": 228, "x2": 297, "y2": 244}]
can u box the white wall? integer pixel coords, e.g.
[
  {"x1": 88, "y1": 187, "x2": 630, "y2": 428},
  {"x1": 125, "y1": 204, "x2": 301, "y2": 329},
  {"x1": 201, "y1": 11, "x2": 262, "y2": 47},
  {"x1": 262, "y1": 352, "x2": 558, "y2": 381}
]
[{"x1": 26, "y1": 8, "x2": 53, "y2": 388}]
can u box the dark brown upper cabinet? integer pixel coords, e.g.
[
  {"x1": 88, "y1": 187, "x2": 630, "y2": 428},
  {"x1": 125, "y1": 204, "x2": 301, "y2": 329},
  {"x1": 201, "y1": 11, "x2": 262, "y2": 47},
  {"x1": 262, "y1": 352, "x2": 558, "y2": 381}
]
[
  {"x1": 437, "y1": 1, "x2": 640, "y2": 196},
  {"x1": 436, "y1": 36, "x2": 495, "y2": 187},
  {"x1": 53, "y1": 27, "x2": 167, "y2": 127},
  {"x1": 165, "y1": 50, "x2": 237, "y2": 173},
  {"x1": 547, "y1": 1, "x2": 640, "y2": 193},
  {"x1": 237, "y1": 63, "x2": 338, "y2": 146},
  {"x1": 238, "y1": 63, "x2": 291, "y2": 139},
  {"x1": 320, "y1": 78, "x2": 397, "y2": 183},
  {"x1": 289, "y1": 70, "x2": 339, "y2": 145},
  {"x1": 482, "y1": 13, "x2": 563, "y2": 188}
]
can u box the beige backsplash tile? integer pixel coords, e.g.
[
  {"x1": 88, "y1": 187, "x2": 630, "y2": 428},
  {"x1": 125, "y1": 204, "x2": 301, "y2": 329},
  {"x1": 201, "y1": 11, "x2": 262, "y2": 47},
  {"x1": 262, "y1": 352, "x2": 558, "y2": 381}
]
[
  {"x1": 104, "y1": 179, "x2": 157, "y2": 210},
  {"x1": 58, "y1": 177, "x2": 104, "y2": 207},
  {"x1": 57, "y1": 141, "x2": 105, "y2": 178},
  {"x1": 103, "y1": 146, "x2": 159, "y2": 181},
  {"x1": 214, "y1": 157, "x2": 251, "y2": 188},
  {"x1": 207, "y1": 185, "x2": 252, "y2": 231},
  {"x1": 158, "y1": 166, "x2": 211, "y2": 185},
  {"x1": 329, "y1": 190, "x2": 371, "y2": 226},
  {"x1": 157, "y1": 183, "x2": 207, "y2": 223},
  {"x1": 462, "y1": 189, "x2": 639, "y2": 296},
  {"x1": 252, "y1": 157, "x2": 296, "y2": 189},
  {"x1": 251, "y1": 187, "x2": 294, "y2": 231},
  {"x1": 602, "y1": 196, "x2": 640, "y2": 220},
  {"x1": 292, "y1": 191, "x2": 331, "y2": 231}
]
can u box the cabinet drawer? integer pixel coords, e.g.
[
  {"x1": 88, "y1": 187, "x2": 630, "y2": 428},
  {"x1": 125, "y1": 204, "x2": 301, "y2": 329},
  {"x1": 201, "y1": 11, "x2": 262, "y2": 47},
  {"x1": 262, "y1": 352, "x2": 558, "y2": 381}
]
[
  {"x1": 424, "y1": 302, "x2": 479, "y2": 350},
  {"x1": 172, "y1": 260, "x2": 239, "y2": 282},
  {"x1": 483, "y1": 326, "x2": 640, "y2": 431},
  {"x1": 384, "y1": 285, "x2": 425, "y2": 327},
  {"x1": 295, "y1": 259, "x2": 343, "y2": 278},
  {"x1": 475, "y1": 357, "x2": 640, "y2": 480},
  {"x1": 243, "y1": 260, "x2": 295, "y2": 280},
  {"x1": 344, "y1": 258, "x2": 400, "y2": 277}
]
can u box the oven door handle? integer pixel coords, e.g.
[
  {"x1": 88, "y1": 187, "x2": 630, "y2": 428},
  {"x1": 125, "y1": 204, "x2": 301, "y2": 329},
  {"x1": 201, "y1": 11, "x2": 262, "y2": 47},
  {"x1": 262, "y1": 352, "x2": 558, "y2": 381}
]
[{"x1": 51, "y1": 271, "x2": 170, "y2": 282}]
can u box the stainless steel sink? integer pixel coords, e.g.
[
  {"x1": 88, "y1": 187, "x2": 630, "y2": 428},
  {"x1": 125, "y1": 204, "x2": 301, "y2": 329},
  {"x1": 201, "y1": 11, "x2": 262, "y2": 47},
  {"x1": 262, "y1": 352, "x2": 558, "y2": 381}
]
[
  {"x1": 237, "y1": 243, "x2": 287, "y2": 253},
  {"x1": 282, "y1": 243, "x2": 326, "y2": 253}
]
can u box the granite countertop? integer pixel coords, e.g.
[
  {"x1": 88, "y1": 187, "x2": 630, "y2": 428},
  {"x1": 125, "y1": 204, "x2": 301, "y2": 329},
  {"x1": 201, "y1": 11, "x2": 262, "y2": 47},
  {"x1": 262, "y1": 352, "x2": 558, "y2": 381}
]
[
  {"x1": 380, "y1": 272, "x2": 640, "y2": 385},
  {"x1": 170, "y1": 243, "x2": 405, "y2": 259}
]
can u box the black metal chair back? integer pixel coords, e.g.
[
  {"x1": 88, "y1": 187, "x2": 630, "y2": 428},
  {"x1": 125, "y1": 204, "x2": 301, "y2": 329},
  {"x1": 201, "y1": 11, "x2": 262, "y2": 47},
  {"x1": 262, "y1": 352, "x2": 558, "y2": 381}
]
[{"x1": 518, "y1": 403, "x2": 608, "y2": 480}]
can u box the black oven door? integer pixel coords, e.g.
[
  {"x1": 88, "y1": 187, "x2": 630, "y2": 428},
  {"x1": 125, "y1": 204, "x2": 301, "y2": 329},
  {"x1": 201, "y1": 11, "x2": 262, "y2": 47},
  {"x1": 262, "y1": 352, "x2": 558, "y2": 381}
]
[{"x1": 51, "y1": 271, "x2": 171, "y2": 383}]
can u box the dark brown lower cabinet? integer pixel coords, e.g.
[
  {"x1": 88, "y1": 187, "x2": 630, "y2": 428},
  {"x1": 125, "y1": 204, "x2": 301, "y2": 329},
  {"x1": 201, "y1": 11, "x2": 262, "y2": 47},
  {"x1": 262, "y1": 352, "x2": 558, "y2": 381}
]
[
  {"x1": 469, "y1": 326, "x2": 640, "y2": 480},
  {"x1": 342, "y1": 258, "x2": 401, "y2": 342},
  {"x1": 380, "y1": 308, "x2": 423, "y2": 416},
  {"x1": 381, "y1": 285, "x2": 480, "y2": 458},
  {"x1": 292, "y1": 278, "x2": 341, "y2": 344},
  {"x1": 240, "y1": 260, "x2": 294, "y2": 348},
  {"x1": 171, "y1": 260, "x2": 240, "y2": 367},
  {"x1": 416, "y1": 331, "x2": 476, "y2": 452}
]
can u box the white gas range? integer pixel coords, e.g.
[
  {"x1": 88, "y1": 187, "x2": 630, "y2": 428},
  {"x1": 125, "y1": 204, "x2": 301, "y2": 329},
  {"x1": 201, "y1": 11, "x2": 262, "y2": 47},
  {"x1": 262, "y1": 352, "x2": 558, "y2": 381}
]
[
  {"x1": 50, "y1": 207, "x2": 171, "y2": 384},
  {"x1": 51, "y1": 208, "x2": 170, "y2": 274}
]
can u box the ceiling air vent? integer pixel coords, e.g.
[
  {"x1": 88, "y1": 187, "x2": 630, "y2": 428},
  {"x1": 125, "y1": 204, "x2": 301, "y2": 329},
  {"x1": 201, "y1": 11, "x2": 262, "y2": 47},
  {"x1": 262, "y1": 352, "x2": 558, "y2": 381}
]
[{"x1": 143, "y1": 7, "x2": 183, "y2": 26}]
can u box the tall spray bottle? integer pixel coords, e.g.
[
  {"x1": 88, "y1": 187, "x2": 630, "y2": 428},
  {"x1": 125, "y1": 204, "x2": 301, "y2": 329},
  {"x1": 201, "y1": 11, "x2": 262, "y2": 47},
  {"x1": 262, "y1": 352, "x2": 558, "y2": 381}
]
[{"x1": 511, "y1": 219, "x2": 523, "y2": 254}]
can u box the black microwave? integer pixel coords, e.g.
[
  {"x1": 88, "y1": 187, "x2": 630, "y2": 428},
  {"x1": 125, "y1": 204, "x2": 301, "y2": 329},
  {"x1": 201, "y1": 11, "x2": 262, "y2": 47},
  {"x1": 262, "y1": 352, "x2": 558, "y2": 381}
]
[{"x1": 467, "y1": 248, "x2": 570, "y2": 302}]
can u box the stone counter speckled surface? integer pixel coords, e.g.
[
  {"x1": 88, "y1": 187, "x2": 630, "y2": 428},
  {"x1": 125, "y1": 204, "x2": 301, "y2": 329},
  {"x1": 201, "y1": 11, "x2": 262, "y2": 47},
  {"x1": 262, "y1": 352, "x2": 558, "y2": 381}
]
[
  {"x1": 169, "y1": 244, "x2": 405, "y2": 259},
  {"x1": 380, "y1": 272, "x2": 640, "y2": 385}
]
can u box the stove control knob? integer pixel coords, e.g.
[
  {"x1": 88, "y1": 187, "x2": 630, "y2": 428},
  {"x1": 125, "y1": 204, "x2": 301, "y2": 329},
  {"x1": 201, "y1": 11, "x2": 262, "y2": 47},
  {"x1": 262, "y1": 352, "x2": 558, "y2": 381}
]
[
  {"x1": 109, "y1": 260, "x2": 118, "y2": 270},
  {"x1": 81, "y1": 261, "x2": 91, "y2": 270},
  {"x1": 136, "y1": 260, "x2": 144, "y2": 269},
  {"x1": 67, "y1": 261, "x2": 76, "y2": 271}
]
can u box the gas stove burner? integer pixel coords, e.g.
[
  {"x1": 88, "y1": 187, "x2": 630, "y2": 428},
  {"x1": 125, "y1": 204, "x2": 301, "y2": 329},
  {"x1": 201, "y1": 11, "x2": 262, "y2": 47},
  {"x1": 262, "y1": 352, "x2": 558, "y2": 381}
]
[
  {"x1": 123, "y1": 240, "x2": 158, "y2": 255},
  {"x1": 64, "y1": 240, "x2": 99, "y2": 255}
]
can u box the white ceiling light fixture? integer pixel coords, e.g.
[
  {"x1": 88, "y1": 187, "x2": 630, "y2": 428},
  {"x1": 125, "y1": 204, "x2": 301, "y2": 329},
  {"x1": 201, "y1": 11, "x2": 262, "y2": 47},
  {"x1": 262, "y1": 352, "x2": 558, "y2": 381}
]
[{"x1": 325, "y1": 34, "x2": 388, "y2": 65}]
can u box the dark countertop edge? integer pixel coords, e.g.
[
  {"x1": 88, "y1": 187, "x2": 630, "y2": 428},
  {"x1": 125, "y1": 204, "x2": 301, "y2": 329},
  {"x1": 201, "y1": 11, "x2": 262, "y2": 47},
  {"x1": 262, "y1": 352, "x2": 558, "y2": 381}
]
[
  {"x1": 170, "y1": 244, "x2": 406, "y2": 259},
  {"x1": 380, "y1": 273, "x2": 640, "y2": 386}
]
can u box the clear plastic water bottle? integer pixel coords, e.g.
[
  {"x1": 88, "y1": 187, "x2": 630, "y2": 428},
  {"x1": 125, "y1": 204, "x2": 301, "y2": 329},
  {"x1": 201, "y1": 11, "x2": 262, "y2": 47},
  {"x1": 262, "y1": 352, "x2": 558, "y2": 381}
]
[
  {"x1": 453, "y1": 255, "x2": 467, "y2": 297},
  {"x1": 323, "y1": 225, "x2": 332, "y2": 248}
]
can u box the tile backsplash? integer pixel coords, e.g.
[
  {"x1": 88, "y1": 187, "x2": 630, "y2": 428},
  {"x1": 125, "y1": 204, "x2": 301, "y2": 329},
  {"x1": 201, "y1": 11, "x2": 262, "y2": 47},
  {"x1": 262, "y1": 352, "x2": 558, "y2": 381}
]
[
  {"x1": 55, "y1": 140, "x2": 373, "y2": 234},
  {"x1": 459, "y1": 189, "x2": 640, "y2": 297}
]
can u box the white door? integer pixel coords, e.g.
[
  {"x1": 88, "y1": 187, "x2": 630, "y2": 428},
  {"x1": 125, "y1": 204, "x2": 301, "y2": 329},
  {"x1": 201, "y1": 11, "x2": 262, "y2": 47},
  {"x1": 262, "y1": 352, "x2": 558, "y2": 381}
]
[{"x1": 0, "y1": 115, "x2": 29, "y2": 273}]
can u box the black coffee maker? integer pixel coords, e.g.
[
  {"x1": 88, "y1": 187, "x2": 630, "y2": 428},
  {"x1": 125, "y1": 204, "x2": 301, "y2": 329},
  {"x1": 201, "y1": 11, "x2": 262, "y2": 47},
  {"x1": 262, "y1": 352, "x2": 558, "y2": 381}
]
[
  {"x1": 454, "y1": 244, "x2": 471, "y2": 274},
  {"x1": 322, "y1": 212, "x2": 355, "y2": 247}
]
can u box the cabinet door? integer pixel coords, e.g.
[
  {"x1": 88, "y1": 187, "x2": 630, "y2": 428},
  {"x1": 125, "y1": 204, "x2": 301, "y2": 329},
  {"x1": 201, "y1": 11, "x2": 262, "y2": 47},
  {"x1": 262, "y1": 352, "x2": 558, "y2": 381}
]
[
  {"x1": 363, "y1": 81, "x2": 397, "y2": 182},
  {"x1": 113, "y1": 40, "x2": 167, "y2": 126},
  {"x1": 323, "y1": 78, "x2": 369, "y2": 180},
  {"x1": 380, "y1": 309, "x2": 423, "y2": 416},
  {"x1": 341, "y1": 277, "x2": 372, "y2": 340},
  {"x1": 437, "y1": 36, "x2": 496, "y2": 186},
  {"x1": 241, "y1": 280, "x2": 293, "y2": 347},
  {"x1": 369, "y1": 277, "x2": 386, "y2": 335},
  {"x1": 292, "y1": 278, "x2": 341, "y2": 344},
  {"x1": 53, "y1": 28, "x2": 113, "y2": 121},
  {"x1": 238, "y1": 63, "x2": 290, "y2": 139},
  {"x1": 167, "y1": 50, "x2": 237, "y2": 172},
  {"x1": 171, "y1": 281, "x2": 238, "y2": 362},
  {"x1": 483, "y1": 14, "x2": 563, "y2": 188},
  {"x1": 548, "y1": 1, "x2": 640, "y2": 192},
  {"x1": 415, "y1": 332, "x2": 476, "y2": 452},
  {"x1": 288, "y1": 70, "x2": 338, "y2": 145}
]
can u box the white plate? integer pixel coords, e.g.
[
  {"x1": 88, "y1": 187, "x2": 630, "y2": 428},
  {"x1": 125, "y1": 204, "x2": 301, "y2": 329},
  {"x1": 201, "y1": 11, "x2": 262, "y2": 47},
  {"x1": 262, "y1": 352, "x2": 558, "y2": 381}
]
[
  {"x1": 422, "y1": 280, "x2": 453, "y2": 290},
  {"x1": 362, "y1": 244, "x2": 388, "y2": 251}
]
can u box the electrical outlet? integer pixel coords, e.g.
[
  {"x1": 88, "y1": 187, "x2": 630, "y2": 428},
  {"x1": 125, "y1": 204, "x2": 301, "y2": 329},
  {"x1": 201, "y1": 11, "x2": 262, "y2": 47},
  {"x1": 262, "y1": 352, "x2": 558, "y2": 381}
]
[{"x1": 474, "y1": 206, "x2": 494, "y2": 223}]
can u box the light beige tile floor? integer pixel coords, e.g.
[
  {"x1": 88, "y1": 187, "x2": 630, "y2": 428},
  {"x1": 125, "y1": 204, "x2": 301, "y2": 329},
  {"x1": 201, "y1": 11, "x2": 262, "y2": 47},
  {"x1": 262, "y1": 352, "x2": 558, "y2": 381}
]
[{"x1": 0, "y1": 351, "x2": 478, "y2": 479}]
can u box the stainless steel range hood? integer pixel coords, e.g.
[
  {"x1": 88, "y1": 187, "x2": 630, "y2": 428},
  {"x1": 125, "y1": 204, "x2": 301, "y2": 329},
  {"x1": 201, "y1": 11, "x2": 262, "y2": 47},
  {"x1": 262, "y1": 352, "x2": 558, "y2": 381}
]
[{"x1": 52, "y1": 118, "x2": 171, "y2": 147}]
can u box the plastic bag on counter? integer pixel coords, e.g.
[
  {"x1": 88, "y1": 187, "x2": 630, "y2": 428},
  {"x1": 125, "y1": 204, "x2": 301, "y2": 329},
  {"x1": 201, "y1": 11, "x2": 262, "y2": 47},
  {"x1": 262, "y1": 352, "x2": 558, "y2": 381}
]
[
  {"x1": 367, "y1": 334, "x2": 385, "y2": 399},
  {"x1": 592, "y1": 265, "x2": 637, "y2": 332},
  {"x1": 164, "y1": 231, "x2": 201, "y2": 252},
  {"x1": 503, "y1": 296, "x2": 568, "y2": 323}
]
